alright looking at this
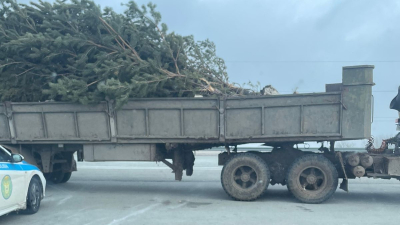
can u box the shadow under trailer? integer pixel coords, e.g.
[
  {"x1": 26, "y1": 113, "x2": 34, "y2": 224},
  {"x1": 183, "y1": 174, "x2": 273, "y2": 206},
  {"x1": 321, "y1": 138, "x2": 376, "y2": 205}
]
[{"x1": 1, "y1": 65, "x2": 399, "y2": 203}]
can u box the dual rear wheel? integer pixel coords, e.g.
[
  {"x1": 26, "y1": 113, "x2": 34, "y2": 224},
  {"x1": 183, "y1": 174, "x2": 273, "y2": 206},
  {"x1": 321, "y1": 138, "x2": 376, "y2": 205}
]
[
  {"x1": 221, "y1": 153, "x2": 270, "y2": 201},
  {"x1": 286, "y1": 154, "x2": 338, "y2": 204},
  {"x1": 221, "y1": 153, "x2": 338, "y2": 203}
]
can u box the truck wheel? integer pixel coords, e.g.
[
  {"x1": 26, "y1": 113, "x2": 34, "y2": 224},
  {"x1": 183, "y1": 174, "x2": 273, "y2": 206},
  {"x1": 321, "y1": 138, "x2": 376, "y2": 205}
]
[
  {"x1": 286, "y1": 154, "x2": 338, "y2": 204},
  {"x1": 50, "y1": 171, "x2": 65, "y2": 184},
  {"x1": 60, "y1": 172, "x2": 72, "y2": 183},
  {"x1": 23, "y1": 177, "x2": 43, "y2": 214},
  {"x1": 43, "y1": 173, "x2": 52, "y2": 180},
  {"x1": 221, "y1": 153, "x2": 270, "y2": 201}
]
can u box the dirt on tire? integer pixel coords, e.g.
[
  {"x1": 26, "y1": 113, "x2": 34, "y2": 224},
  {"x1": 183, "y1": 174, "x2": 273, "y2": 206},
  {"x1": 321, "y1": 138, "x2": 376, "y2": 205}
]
[
  {"x1": 221, "y1": 153, "x2": 270, "y2": 201},
  {"x1": 286, "y1": 154, "x2": 338, "y2": 204}
]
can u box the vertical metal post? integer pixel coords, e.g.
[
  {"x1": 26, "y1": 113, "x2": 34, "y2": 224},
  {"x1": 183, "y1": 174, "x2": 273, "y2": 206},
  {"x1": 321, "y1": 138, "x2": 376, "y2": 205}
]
[
  {"x1": 180, "y1": 108, "x2": 184, "y2": 136},
  {"x1": 145, "y1": 108, "x2": 149, "y2": 136},
  {"x1": 41, "y1": 109, "x2": 48, "y2": 138},
  {"x1": 219, "y1": 97, "x2": 225, "y2": 142},
  {"x1": 261, "y1": 106, "x2": 265, "y2": 135},
  {"x1": 300, "y1": 105, "x2": 304, "y2": 134},
  {"x1": 339, "y1": 93, "x2": 343, "y2": 136},
  {"x1": 107, "y1": 101, "x2": 117, "y2": 142},
  {"x1": 74, "y1": 111, "x2": 80, "y2": 138}
]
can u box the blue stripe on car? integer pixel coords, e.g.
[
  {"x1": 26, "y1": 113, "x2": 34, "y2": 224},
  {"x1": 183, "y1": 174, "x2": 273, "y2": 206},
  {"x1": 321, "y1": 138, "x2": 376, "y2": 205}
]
[{"x1": 0, "y1": 161, "x2": 39, "y2": 171}]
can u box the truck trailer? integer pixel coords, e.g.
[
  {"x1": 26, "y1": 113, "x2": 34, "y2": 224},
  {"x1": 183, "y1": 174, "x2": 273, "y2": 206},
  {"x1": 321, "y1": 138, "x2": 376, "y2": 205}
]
[{"x1": 1, "y1": 65, "x2": 399, "y2": 203}]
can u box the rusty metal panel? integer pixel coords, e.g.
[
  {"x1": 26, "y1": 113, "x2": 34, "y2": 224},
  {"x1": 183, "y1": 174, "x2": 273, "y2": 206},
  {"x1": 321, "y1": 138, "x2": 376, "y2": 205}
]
[
  {"x1": 8, "y1": 102, "x2": 110, "y2": 142},
  {"x1": 303, "y1": 105, "x2": 340, "y2": 134},
  {"x1": 116, "y1": 109, "x2": 146, "y2": 136},
  {"x1": 225, "y1": 93, "x2": 342, "y2": 140},
  {"x1": 77, "y1": 112, "x2": 110, "y2": 140},
  {"x1": 115, "y1": 98, "x2": 220, "y2": 139},
  {"x1": 183, "y1": 109, "x2": 218, "y2": 138},
  {"x1": 226, "y1": 108, "x2": 262, "y2": 138},
  {"x1": 264, "y1": 106, "x2": 301, "y2": 135},
  {"x1": 83, "y1": 144, "x2": 156, "y2": 161},
  {"x1": 148, "y1": 109, "x2": 181, "y2": 137},
  {"x1": 14, "y1": 113, "x2": 45, "y2": 140},
  {"x1": 45, "y1": 113, "x2": 76, "y2": 139}
]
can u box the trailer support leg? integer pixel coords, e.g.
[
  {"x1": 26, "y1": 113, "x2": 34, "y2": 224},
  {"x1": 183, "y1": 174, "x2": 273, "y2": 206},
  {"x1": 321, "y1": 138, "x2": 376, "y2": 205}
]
[
  {"x1": 161, "y1": 150, "x2": 184, "y2": 181},
  {"x1": 162, "y1": 159, "x2": 175, "y2": 170},
  {"x1": 173, "y1": 150, "x2": 184, "y2": 181},
  {"x1": 162, "y1": 150, "x2": 194, "y2": 180}
]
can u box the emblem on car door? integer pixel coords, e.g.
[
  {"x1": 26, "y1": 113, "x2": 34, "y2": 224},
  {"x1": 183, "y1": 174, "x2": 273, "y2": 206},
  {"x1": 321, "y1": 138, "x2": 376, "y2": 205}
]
[{"x1": 1, "y1": 175, "x2": 12, "y2": 200}]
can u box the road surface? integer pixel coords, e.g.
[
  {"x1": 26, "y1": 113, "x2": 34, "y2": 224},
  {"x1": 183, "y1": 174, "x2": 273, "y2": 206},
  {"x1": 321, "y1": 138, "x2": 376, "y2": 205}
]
[{"x1": 1, "y1": 152, "x2": 399, "y2": 225}]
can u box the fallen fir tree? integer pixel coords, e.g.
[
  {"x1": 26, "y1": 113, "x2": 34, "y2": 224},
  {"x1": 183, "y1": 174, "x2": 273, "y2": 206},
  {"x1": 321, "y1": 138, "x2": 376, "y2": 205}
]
[{"x1": 0, "y1": 0, "x2": 254, "y2": 107}]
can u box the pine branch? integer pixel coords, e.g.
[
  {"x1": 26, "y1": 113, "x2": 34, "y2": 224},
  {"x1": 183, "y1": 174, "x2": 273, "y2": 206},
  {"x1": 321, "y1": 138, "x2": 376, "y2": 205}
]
[{"x1": 98, "y1": 16, "x2": 143, "y2": 62}]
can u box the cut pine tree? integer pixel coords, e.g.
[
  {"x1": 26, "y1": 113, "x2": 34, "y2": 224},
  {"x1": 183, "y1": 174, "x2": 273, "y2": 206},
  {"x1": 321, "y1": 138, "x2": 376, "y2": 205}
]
[{"x1": 0, "y1": 0, "x2": 260, "y2": 107}]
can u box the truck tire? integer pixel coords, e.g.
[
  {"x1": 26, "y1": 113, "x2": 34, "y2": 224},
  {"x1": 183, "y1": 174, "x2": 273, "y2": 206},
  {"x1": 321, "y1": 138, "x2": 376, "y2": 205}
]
[
  {"x1": 221, "y1": 153, "x2": 270, "y2": 201},
  {"x1": 60, "y1": 172, "x2": 72, "y2": 183},
  {"x1": 43, "y1": 173, "x2": 52, "y2": 180},
  {"x1": 23, "y1": 176, "x2": 43, "y2": 214},
  {"x1": 50, "y1": 171, "x2": 65, "y2": 184},
  {"x1": 286, "y1": 154, "x2": 338, "y2": 204}
]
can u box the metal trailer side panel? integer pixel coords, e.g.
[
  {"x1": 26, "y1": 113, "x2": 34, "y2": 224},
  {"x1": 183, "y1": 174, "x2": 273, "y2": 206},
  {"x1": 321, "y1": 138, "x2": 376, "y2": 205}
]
[
  {"x1": 224, "y1": 93, "x2": 342, "y2": 141},
  {"x1": 83, "y1": 144, "x2": 157, "y2": 162},
  {"x1": 0, "y1": 65, "x2": 374, "y2": 145},
  {"x1": 115, "y1": 98, "x2": 220, "y2": 140},
  {"x1": 2, "y1": 98, "x2": 221, "y2": 144},
  {"x1": 8, "y1": 102, "x2": 111, "y2": 142}
]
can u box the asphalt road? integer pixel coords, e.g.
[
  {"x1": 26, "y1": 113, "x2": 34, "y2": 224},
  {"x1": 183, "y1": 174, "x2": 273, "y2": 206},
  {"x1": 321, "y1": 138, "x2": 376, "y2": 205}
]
[{"x1": 1, "y1": 152, "x2": 400, "y2": 225}]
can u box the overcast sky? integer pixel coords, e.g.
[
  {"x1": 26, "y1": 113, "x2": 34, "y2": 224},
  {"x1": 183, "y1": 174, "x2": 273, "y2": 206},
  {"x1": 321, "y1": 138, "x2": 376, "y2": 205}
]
[{"x1": 18, "y1": 0, "x2": 400, "y2": 146}]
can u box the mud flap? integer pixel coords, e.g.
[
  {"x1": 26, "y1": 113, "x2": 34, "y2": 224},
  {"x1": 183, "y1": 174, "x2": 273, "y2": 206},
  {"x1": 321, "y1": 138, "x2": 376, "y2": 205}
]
[
  {"x1": 340, "y1": 179, "x2": 349, "y2": 192},
  {"x1": 173, "y1": 150, "x2": 184, "y2": 181}
]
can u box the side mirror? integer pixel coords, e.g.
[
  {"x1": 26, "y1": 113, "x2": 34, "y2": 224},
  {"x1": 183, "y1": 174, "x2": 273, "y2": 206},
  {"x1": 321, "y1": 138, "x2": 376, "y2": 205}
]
[{"x1": 11, "y1": 154, "x2": 23, "y2": 163}]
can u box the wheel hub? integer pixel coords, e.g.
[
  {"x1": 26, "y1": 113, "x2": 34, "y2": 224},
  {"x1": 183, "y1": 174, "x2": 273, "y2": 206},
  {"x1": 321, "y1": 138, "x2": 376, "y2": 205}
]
[
  {"x1": 241, "y1": 174, "x2": 250, "y2": 182},
  {"x1": 306, "y1": 175, "x2": 317, "y2": 184},
  {"x1": 299, "y1": 167, "x2": 326, "y2": 191},
  {"x1": 233, "y1": 165, "x2": 258, "y2": 189}
]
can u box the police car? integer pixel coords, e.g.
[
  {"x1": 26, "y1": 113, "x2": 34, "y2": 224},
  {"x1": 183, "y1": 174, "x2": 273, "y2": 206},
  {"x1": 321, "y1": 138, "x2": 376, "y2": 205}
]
[{"x1": 0, "y1": 145, "x2": 46, "y2": 216}]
